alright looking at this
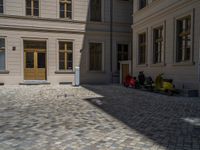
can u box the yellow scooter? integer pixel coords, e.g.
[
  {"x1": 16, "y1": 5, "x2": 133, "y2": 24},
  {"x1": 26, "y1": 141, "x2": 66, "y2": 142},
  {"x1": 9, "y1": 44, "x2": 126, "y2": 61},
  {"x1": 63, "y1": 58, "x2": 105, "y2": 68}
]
[{"x1": 154, "y1": 73, "x2": 176, "y2": 96}]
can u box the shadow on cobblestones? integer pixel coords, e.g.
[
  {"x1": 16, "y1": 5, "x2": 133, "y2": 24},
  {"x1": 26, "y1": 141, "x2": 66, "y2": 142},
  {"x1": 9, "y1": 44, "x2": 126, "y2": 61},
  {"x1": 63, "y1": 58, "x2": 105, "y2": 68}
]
[{"x1": 84, "y1": 85, "x2": 200, "y2": 150}]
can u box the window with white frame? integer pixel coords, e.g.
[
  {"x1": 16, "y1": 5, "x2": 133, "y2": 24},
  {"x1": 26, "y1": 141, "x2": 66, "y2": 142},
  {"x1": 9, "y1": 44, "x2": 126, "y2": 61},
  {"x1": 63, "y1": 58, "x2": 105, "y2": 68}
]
[
  {"x1": 0, "y1": 38, "x2": 5, "y2": 70},
  {"x1": 26, "y1": 0, "x2": 39, "y2": 16},
  {"x1": 90, "y1": 0, "x2": 102, "y2": 22},
  {"x1": 138, "y1": 33, "x2": 146, "y2": 65},
  {"x1": 176, "y1": 15, "x2": 192, "y2": 62},
  {"x1": 153, "y1": 26, "x2": 164, "y2": 64},
  {"x1": 59, "y1": 41, "x2": 73, "y2": 70},
  {"x1": 117, "y1": 44, "x2": 128, "y2": 71},
  {"x1": 0, "y1": 0, "x2": 3, "y2": 14},
  {"x1": 59, "y1": 0, "x2": 72, "y2": 19},
  {"x1": 89, "y1": 43, "x2": 103, "y2": 71}
]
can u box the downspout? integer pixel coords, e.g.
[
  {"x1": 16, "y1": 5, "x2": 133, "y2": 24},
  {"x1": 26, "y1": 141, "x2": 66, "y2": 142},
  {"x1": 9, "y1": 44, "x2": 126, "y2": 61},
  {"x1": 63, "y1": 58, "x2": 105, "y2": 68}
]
[
  {"x1": 110, "y1": 0, "x2": 113, "y2": 83},
  {"x1": 131, "y1": 0, "x2": 134, "y2": 76},
  {"x1": 198, "y1": 39, "x2": 200, "y2": 96},
  {"x1": 198, "y1": 33, "x2": 200, "y2": 96}
]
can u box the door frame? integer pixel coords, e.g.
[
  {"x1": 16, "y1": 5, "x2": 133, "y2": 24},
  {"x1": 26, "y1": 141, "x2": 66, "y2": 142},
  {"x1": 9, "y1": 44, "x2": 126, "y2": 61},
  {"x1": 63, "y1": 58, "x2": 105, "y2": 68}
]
[
  {"x1": 119, "y1": 60, "x2": 131, "y2": 84},
  {"x1": 22, "y1": 39, "x2": 48, "y2": 81},
  {"x1": 24, "y1": 48, "x2": 47, "y2": 80}
]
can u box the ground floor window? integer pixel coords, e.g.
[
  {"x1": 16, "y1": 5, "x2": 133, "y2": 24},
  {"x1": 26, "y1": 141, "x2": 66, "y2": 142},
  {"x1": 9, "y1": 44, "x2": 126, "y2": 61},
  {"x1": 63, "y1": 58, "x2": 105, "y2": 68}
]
[
  {"x1": 176, "y1": 15, "x2": 192, "y2": 62},
  {"x1": 89, "y1": 42, "x2": 103, "y2": 71},
  {"x1": 138, "y1": 33, "x2": 146, "y2": 65},
  {"x1": 24, "y1": 40, "x2": 46, "y2": 49},
  {"x1": 0, "y1": 38, "x2": 5, "y2": 70},
  {"x1": 117, "y1": 44, "x2": 128, "y2": 71},
  {"x1": 59, "y1": 41, "x2": 73, "y2": 70},
  {"x1": 153, "y1": 26, "x2": 164, "y2": 64}
]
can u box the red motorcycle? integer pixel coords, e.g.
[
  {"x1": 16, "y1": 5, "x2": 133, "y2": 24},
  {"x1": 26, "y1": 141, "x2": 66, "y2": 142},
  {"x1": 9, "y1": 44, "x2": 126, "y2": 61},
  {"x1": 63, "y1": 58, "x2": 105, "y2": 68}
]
[{"x1": 124, "y1": 75, "x2": 136, "y2": 88}]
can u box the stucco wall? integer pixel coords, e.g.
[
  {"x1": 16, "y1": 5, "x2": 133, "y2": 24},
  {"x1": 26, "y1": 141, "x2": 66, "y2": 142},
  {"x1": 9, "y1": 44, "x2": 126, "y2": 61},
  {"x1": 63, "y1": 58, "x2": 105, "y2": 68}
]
[
  {"x1": 0, "y1": 0, "x2": 133, "y2": 85},
  {"x1": 132, "y1": 0, "x2": 200, "y2": 90}
]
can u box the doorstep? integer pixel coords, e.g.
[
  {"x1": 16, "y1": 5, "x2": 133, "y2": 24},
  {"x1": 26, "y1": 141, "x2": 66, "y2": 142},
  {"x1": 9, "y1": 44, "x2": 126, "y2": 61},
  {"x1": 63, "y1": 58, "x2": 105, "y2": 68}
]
[
  {"x1": 19, "y1": 80, "x2": 51, "y2": 85},
  {"x1": 59, "y1": 82, "x2": 72, "y2": 85}
]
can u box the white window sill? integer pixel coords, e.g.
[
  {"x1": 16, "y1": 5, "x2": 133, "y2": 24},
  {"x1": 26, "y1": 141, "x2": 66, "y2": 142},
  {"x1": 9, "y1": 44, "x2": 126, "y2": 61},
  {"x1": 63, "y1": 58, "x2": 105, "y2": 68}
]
[
  {"x1": 25, "y1": 15, "x2": 40, "y2": 18},
  {"x1": 59, "y1": 18, "x2": 73, "y2": 21},
  {"x1": 173, "y1": 61, "x2": 195, "y2": 66},
  {"x1": 149, "y1": 63, "x2": 165, "y2": 67},
  {"x1": 88, "y1": 70, "x2": 106, "y2": 74},
  {"x1": 0, "y1": 70, "x2": 9, "y2": 74},
  {"x1": 88, "y1": 21, "x2": 103, "y2": 24},
  {"x1": 55, "y1": 70, "x2": 74, "y2": 74},
  {"x1": 136, "y1": 64, "x2": 148, "y2": 67}
]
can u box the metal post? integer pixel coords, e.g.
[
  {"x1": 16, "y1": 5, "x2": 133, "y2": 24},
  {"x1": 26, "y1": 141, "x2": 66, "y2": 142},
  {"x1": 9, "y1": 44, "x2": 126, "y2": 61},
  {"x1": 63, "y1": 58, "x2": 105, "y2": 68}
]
[
  {"x1": 110, "y1": 0, "x2": 113, "y2": 83},
  {"x1": 74, "y1": 66, "x2": 80, "y2": 86}
]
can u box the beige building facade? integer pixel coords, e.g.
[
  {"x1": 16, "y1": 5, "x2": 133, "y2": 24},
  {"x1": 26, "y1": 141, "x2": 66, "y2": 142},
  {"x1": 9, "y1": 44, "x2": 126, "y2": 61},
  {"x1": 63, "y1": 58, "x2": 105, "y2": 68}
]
[
  {"x1": 0, "y1": 0, "x2": 132, "y2": 85},
  {"x1": 132, "y1": 0, "x2": 200, "y2": 92}
]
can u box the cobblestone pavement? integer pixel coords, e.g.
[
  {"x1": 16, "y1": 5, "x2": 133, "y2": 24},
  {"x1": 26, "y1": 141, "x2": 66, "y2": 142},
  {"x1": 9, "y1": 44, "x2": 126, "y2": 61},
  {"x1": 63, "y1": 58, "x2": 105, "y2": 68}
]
[{"x1": 0, "y1": 85, "x2": 200, "y2": 150}]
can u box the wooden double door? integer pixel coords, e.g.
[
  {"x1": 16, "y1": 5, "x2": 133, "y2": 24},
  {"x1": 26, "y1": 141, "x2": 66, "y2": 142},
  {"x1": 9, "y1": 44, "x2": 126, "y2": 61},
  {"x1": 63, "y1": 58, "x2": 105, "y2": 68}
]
[{"x1": 24, "y1": 49, "x2": 46, "y2": 80}]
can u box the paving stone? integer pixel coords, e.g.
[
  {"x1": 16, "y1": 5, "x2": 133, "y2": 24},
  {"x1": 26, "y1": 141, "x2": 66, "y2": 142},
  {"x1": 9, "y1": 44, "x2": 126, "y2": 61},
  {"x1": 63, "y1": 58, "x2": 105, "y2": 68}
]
[{"x1": 0, "y1": 85, "x2": 199, "y2": 150}]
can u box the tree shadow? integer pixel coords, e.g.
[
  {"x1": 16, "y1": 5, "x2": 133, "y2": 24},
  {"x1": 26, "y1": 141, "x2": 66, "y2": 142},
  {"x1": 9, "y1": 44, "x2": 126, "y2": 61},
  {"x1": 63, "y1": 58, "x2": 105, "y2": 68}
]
[{"x1": 83, "y1": 85, "x2": 200, "y2": 150}]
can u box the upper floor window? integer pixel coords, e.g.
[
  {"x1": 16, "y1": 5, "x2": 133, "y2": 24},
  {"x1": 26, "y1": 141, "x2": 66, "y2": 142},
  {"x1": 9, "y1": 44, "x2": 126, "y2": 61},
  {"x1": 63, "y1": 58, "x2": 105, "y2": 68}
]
[
  {"x1": 138, "y1": 33, "x2": 146, "y2": 65},
  {"x1": 176, "y1": 15, "x2": 191, "y2": 62},
  {"x1": 60, "y1": 0, "x2": 72, "y2": 19},
  {"x1": 0, "y1": 0, "x2": 3, "y2": 13},
  {"x1": 153, "y1": 26, "x2": 164, "y2": 64},
  {"x1": 139, "y1": 0, "x2": 147, "y2": 10},
  {"x1": 26, "y1": 0, "x2": 39, "y2": 16},
  {"x1": 0, "y1": 38, "x2": 5, "y2": 70},
  {"x1": 89, "y1": 43, "x2": 103, "y2": 71},
  {"x1": 59, "y1": 41, "x2": 73, "y2": 70},
  {"x1": 90, "y1": 0, "x2": 102, "y2": 22}
]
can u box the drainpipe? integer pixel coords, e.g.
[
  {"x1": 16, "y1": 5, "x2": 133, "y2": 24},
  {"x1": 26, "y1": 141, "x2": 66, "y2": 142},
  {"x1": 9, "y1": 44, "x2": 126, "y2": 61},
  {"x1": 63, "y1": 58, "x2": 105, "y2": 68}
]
[
  {"x1": 110, "y1": 0, "x2": 113, "y2": 83},
  {"x1": 198, "y1": 39, "x2": 200, "y2": 96}
]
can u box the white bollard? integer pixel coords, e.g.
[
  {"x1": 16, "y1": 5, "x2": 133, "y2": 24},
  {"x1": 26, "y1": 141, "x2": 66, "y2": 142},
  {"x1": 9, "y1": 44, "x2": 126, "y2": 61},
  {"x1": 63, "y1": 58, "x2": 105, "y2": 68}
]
[{"x1": 74, "y1": 66, "x2": 80, "y2": 86}]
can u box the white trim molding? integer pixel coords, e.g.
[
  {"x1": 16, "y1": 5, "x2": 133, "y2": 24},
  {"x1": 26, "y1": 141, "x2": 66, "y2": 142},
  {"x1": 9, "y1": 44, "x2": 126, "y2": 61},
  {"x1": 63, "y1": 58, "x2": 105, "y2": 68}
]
[{"x1": 119, "y1": 60, "x2": 131, "y2": 84}]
